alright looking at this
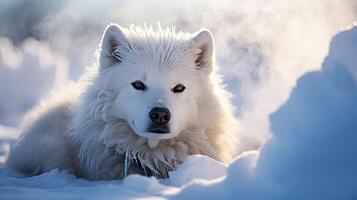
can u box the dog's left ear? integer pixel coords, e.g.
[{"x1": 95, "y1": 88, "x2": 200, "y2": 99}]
[
  {"x1": 99, "y1": 23, "x2": 128, "y2": 71},
  {"x1": 190, "y1": 29, "x2": 214, "y2": 74}
]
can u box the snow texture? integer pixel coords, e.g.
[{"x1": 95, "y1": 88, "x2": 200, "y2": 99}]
[{"x1": 1, "y1": 26, "x2": 357, "y2": 200}]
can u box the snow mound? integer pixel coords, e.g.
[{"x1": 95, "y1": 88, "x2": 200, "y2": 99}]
[{"x1": 169, "y1": 155, "x2": 227, "y2": 186}]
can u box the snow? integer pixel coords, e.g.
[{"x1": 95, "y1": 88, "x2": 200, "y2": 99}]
[
  {"x1": 0, "y1": 125, "x2": 19, "y2": 164},
  {"x1": 0, "y1": 26, "x2": 357, "y2": 200},
  {"x1": 168, "y1": 155, "x2": 227, "y2": 187},
  {"x1": 0, "y1": 155, "x2": 217, "y2": 200},
  {"x1": 0, "y1": 37, "x2": 70, "y2": 127},
  {"x1": 0, "y1": 168, "x2": 160, "y2": 200}
]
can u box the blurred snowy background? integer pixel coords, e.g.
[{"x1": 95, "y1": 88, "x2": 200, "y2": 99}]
[{"x1": 0, "y1": 0, "x2": 357, "y2": 199}]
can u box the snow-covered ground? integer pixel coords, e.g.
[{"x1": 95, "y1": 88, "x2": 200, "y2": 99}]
[{"x1": 0, "y1": 26, "x2": 357, "y2": 200}]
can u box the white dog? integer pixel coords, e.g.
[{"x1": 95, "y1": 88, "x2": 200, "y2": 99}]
[{"x1": 7, "y1": 24, "x2": 241, "y2": 180}]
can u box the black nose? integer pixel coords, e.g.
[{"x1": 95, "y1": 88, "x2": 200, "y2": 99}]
[{"x1": 149, "y1": 107, "x2": 171, "y2": 125}]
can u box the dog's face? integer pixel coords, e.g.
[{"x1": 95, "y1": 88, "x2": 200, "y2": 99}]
[
  {"x1": 99, "y1": 24, "x2": 214, "y2": 147},
  {"x1": 110, "y1": 63, "x2": 198, "y2": 140}
]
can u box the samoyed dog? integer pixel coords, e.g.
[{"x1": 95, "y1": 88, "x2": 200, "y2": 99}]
[{"x1": 7, "y1": 24, "x2": 241, "y2": 180}]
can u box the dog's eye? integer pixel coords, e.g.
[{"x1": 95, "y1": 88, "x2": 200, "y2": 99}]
[
  {"x1": 171, "y1": 84, "x2": 186, "y2": 93},
  {"x1": 131, "y1": 81, "x2": 147, "y2": 91}
]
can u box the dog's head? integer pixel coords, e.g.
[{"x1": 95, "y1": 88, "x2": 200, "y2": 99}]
[{"x1": 98, "y1": 24, "x2": 215, "y2": 147}]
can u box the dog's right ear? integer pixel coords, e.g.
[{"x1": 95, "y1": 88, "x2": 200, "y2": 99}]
[{"x1": 99, "y1": 23, "x2": 128, "y2": 71}]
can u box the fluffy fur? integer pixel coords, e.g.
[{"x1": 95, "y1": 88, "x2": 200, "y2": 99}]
[{"x1": 7, "y1": 24, "x2": 241, "y2": 180}]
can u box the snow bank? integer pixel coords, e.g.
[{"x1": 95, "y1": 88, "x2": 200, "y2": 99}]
[
  {"x1": 0, "y1": 155, "x2": 222, "y2": 200},
  {"x1": 168, "y1": 155, "x2": 227, "y2": 186},
  {"x1": 0, "y1": 168, "x2": 162, "y2": 200}
]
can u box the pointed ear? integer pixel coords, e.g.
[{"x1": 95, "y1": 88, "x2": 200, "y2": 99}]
[
  {"x1": 99, "y1": 23, "x2": 128, "y2": 71},
  {"x1": 190, "y1": 29, "x2": 214, "y2": 74}
]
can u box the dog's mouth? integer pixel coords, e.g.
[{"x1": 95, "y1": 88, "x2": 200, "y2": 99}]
[
  {"x1": 147, "y1": 124, "x2": 170, "y2": 134},
  {"x1": 129, "y1": 120, "x2": 175, "y2": 141},
  {"x1": 130, "y1": 120, "x2": 174, "y2": 148}
]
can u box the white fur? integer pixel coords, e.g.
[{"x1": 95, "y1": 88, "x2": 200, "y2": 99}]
[{"x1": 7, "y1": 24, "x2": 242, "y2": 180}]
